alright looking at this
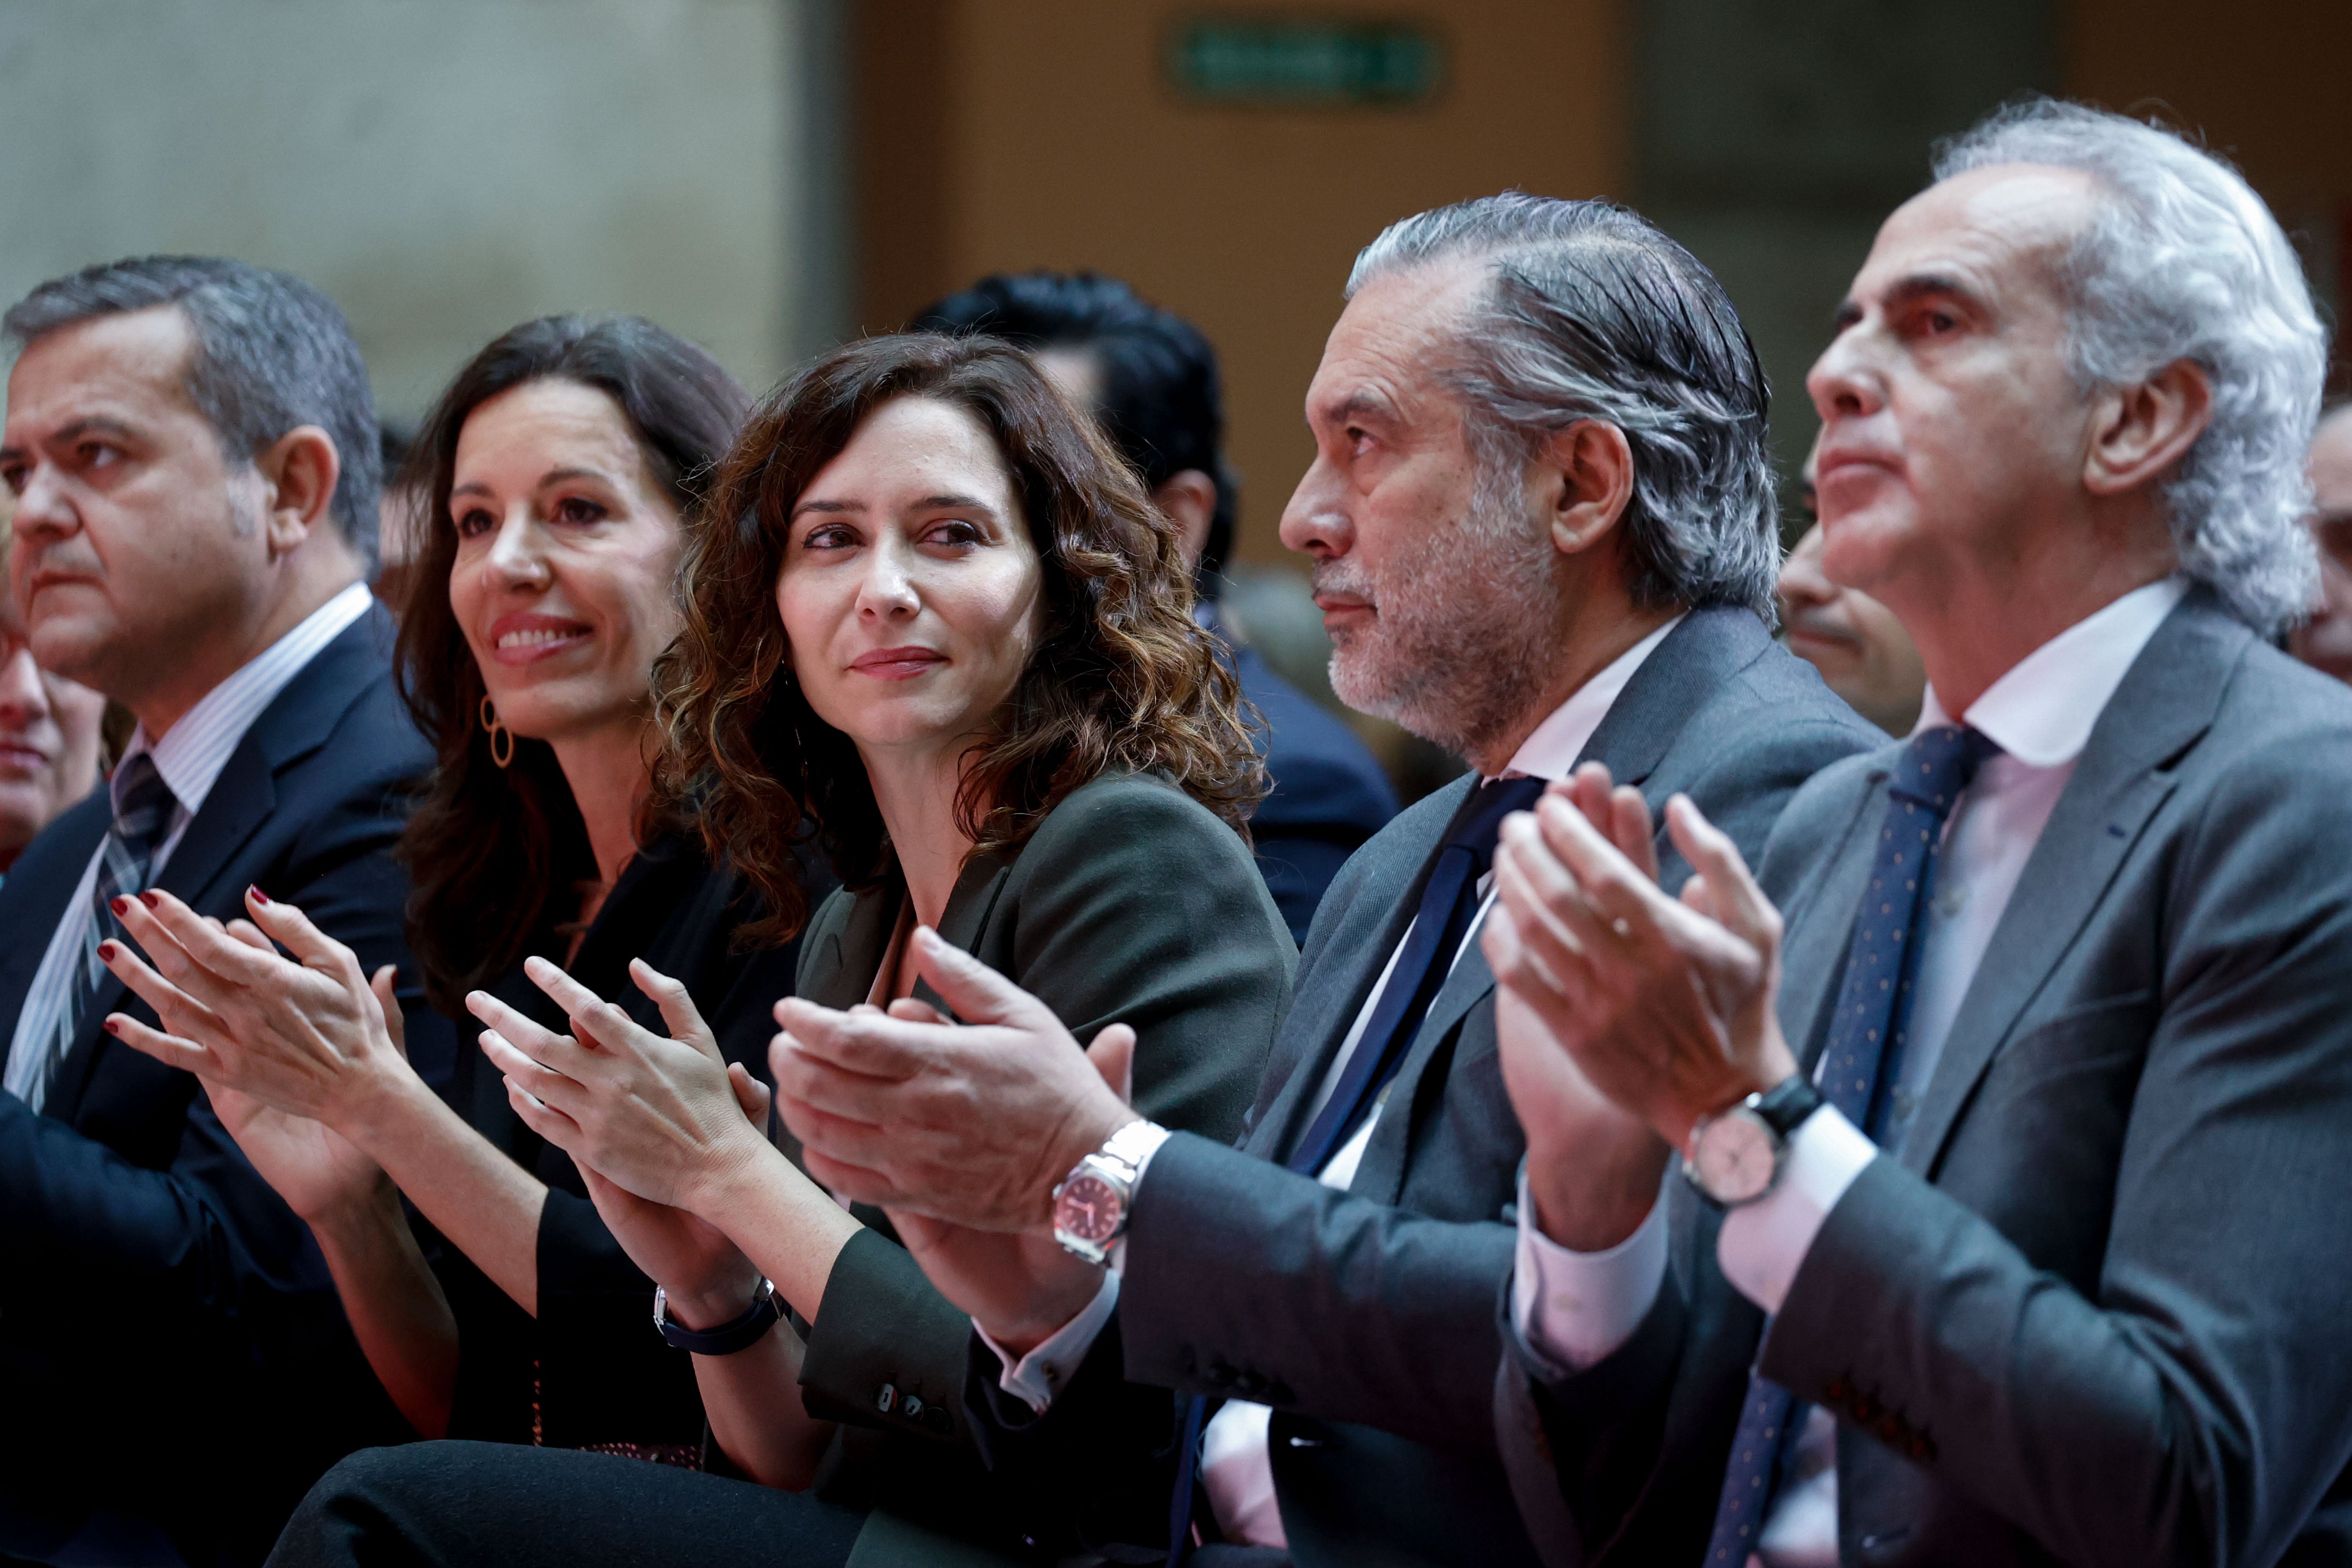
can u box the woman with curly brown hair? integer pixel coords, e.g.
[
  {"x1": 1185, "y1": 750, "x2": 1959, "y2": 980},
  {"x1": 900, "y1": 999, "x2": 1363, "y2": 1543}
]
[{"x1": 263, "y1": 333, "x2": 1296, "y2": 1568}]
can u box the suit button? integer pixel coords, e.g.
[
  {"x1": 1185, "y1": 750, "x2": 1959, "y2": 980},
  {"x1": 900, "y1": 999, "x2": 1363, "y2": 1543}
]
[{"x1": 876, "y1": 1382, "x2": 898, "y2": 1414}]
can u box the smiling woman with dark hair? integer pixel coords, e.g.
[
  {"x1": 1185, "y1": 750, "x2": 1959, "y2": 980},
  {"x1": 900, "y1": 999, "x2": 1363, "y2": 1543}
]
[
  {"x1": 99, "y1": 313, "x2": 826, "y2": 1464},
  {"x1": 259, "y1": 332, "x2": 1296, "y2": 1568}
]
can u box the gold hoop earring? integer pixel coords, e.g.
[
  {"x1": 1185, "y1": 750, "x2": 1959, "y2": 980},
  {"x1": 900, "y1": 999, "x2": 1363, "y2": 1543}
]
[{"x1": 478, "y1": 694, "x2": 514, "y2": 770}]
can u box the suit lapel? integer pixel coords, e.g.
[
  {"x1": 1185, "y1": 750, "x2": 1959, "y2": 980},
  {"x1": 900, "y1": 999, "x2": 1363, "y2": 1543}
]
[
  {"x1": 808, "y1": 874, "x2": 907, "y2": 1010},
  {"x1": 1778, "y1": 765, "x2": 1896, "y2": 1074},
  {"x1": 49, "y1": 607, "x2": 391, "y2": 1122},
  {"x1": 1901, "y1": 594, "x2": 2240, "y2": 1175},
  {"x1": 1349, "y1": 611, "x2": 1777, "y2": 1193},
  {"x1": 1250, "y1": 779, "x2": 1467, "y2": 1162}
]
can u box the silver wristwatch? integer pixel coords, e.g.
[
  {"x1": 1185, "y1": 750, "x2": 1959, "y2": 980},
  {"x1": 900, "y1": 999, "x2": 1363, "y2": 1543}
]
[{"x1": 1050, "y1": 1120, "x2": 1166, "y2": 1265}]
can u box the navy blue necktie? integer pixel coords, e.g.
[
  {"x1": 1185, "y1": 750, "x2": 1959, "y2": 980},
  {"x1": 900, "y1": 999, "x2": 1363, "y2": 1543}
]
[
  {"x1": 1284, "y1": 773, "x2": 1547, "y2": 1175},
  {"x1": 1164, "y1": 774, "x2": 1546, "y2": 1564},
  {"x1": 1701, "y1": 725, "x2": 1998, "y2": 1565}
]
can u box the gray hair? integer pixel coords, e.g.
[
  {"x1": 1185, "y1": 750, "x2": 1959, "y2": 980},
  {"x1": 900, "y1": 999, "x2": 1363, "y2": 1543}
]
[
  {"x1": 4, "y1": 256, "x2": 381, "y2": 572},
  {"x1": 1348, "y1": 194, "x2": 1780, "y2": 620},
  {"x1": 1935, "y1": 99, "x2": 2325, "y2": 633}
]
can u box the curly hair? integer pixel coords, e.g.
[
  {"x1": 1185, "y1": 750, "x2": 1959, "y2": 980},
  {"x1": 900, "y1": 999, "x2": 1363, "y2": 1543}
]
[
  {"x1": 395, "y1": 314, "x2": 748, "y2": 1014},
  {"x1": 656, "y1": 332, "x2": 1265, "y2": 946}
]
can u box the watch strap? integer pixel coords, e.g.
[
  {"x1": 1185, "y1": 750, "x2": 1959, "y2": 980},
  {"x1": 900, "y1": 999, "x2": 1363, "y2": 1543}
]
[
  {"x1": 653, "y1": 1278, "x2": 781, "y2": 1355},
  {"x1": 1751, "y1": 1073, "x2": 1824, "y2": 1139}
]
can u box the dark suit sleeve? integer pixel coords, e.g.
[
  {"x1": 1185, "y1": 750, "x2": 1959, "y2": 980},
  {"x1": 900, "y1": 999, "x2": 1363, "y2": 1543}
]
[
  {"x1": 796, "y1": 778, "x2": 1295, "y2": 1458},
  {"x1": 0, "y1": 780, "x2": 430, "y2": 1307},
  {"x1": 1757, "y1": 734, "x2": 2352, "y2": 1568},
  {"x1": 1001, "y1": 777, "x2": 1296, "y2": 1141},
  {"x1": 1121, "y1": 1131, "x2": 1517, "y2": 1455}
]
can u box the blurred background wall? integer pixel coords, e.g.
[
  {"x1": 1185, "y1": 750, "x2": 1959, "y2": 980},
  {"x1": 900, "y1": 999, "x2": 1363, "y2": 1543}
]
[
  {"x1": 1, "y1": 0, "x2": 2344, "y2": 789},
  {"x1": 0, "y1": 0, "x2": 850, "y2": 417}
]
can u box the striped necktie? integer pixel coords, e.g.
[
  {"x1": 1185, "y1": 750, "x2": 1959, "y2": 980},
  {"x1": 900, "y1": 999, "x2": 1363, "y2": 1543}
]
[
  {"x1": 1700, "y1": 724, "x2": 1998, "y2": 1565},
  {"x1": 36, "y1": 752, "x2": 178, "y2": 1111}
]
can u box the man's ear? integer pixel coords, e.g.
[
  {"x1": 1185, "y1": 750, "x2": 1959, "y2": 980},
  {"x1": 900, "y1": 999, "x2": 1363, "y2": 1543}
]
[
  {"x1": 2084, "y1": 359, "x2": 2211, "y2": 498},
  {"x1": 254, "y1": 425, "x2": 342, "y2": 558},
  {"x1": 1537, "y1": 420, "x2": 1636, "y2": 556},
  {"x1": 1150, "y1": 468, "x2": 1220, "y2": 573}
]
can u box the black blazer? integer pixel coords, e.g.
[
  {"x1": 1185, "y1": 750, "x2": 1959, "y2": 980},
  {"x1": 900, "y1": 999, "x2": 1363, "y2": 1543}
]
[
  {"x1": 965, "y1": 608, "x2": 1883, "y2": 1568},
  {"x1": 437, "y1": 834, "x2": 820, "y2": 1453},
  {"x1": 1498, "y1": 590, "x2": 2352, "y2": 1567},
  {"x1": 0, "y1": 603, "x2": 454, "y2": 1565},
  {"x1": 777, "y1": 772, "x2": 1295, "y2": 1565}
]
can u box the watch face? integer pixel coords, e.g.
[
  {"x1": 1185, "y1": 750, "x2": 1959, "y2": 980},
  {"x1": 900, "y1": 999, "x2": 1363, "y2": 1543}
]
[
  {"x1": 1055, "y1": 1173, "x2": 1125, "y2": 1244},
  {"x1": 1693, "y1": 1113, "x2": 1777, "y2": 1204}
]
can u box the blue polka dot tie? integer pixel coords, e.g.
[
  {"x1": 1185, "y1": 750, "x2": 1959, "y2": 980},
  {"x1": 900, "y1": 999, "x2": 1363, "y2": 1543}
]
[{"x1": 1700, "y1": 724, "x2": 1999, "y2": 1566}]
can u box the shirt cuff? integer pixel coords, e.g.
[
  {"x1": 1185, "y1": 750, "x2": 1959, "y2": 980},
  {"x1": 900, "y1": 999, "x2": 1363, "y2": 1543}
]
[
  {"x1": 1715, "y1": 1105, "x2": 1877, "y2": 1314},
  {"x1": 1509, "y1": 1162, "x2": 1669, "y2": 1375},
  {"x1": 974, "y1": 1268, "x2": 1121, "y2": 1416}
]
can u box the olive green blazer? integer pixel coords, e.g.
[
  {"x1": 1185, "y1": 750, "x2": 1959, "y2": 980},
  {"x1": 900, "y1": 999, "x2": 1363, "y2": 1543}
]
[{"x1": 782, "y1": 772, "x2": 1295, "y2": 1565}]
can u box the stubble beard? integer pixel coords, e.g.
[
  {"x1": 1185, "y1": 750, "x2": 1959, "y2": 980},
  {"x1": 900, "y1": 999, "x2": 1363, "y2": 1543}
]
[{"x1": 1323, "y1": 470, "x2": 1563, "y2": 760}]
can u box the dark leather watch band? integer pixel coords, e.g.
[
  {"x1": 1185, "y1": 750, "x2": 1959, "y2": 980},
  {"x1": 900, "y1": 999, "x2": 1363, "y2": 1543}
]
[
  {"x1": 1751, "y1": 1072, "x2": 1825, "y2": 1139},
  {"x1": 653, "y1": 1278, "x2": 781, "y2": 1356}
]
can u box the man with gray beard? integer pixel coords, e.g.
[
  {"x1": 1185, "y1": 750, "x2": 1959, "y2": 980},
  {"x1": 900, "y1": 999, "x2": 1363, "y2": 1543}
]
[{"x1": 762, "y1": 194, "x2": 1882, "y2": 1567}]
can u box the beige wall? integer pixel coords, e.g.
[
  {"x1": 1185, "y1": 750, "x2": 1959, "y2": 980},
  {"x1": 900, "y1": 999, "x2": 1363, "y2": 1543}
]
[
  {"x1": 858, "y1": 0, "x2": 1627, "y2": 566},
  {"x1": 0, "y1": 0, "x2": 835, "y2": 422}
]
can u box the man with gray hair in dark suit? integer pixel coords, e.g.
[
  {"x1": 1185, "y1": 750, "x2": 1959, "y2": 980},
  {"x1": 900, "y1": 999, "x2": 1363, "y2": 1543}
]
[
  {"x1": 761, "y1": 196, "x2": 1881, "y2": 1567},
  {"x1": 1481, "y1": 100, "x2": 2352, "y2": 1567}
]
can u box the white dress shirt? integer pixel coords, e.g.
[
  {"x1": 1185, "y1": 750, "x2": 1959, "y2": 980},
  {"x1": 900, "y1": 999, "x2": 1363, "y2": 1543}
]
[
  {"x1": 2, "y1": 583, "x2": 375, "y2": 1109},
  {"x1": 983, "y1": 614, "x2": 1686, "y2": 1550},
  {"x1": 1509, "y1": 576, "x2": 2187, "y2": 1567}
]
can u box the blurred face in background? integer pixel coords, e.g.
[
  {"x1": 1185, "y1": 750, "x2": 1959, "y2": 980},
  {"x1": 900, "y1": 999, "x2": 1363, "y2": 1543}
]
[
  {"x1": 2289, "y1": 407, "x2": 2352, "y2": 685},
  {"x1": 1279, "y1": 259, "x2": 1565, "y2": 756},
  {"x1": 1778, "y1": 438, "x2": 1926, "y2": 735},
  {"x1": 777, "y1": 396, "x2": 1044, "y2": 768},
  {"x1": 0, "y1": 521, "x2": 108, "y2": 871},
  {"x1": 444, "y1": 378, "x2": 684, "y2": 749}
]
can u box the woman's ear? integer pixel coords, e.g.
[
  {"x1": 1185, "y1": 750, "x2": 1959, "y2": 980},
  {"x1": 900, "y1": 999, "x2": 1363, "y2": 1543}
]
[
  {"x1": 1536, "y1": 420, "x2": 1636, "y2": 556},
  {"x1": 2084, "y1": 359, "x2": 2211, "y2": 498}
]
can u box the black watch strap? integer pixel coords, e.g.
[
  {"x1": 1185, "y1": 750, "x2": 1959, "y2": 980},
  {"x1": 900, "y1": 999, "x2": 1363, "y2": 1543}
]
[
  {"x1": 1752, "y1": 1073, "x2": 1824, "y2": 1139},
  {"x1": 654, "y1": 1279, "x2": 781, "y2": 1356}
]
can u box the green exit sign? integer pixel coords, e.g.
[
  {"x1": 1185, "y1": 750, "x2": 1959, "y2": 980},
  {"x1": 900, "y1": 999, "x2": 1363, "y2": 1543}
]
[{"x1": 1167, "y1": 18, "x2": 1445, "y2": 109}]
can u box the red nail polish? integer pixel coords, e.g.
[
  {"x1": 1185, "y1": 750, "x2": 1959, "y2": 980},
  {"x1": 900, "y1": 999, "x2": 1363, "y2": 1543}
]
[
  {"x1": 103, "y1": 1018, "x2": 122, "y2": 1036},
  {"x1": 139, "y1": 890, "x2": 160, "y2": 908},
  {"x1": 97, "y1": 941, "x2": 117, "y2": 961},
  {"x1": 110, "y1": 896, "x2": 129, "y2": 917},
  {"x1": 248, "y1": 885, "x2": 270, "y2": 905}
]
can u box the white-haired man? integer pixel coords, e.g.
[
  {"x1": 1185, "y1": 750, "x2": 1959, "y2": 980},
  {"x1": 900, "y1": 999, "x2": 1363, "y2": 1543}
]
[{"x1": 1483, "y1": 100, "x2": 2352, "y2": 1567}]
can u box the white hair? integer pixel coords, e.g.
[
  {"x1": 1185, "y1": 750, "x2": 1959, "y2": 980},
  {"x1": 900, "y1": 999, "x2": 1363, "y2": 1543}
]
[{"x1": 1935, "y1": 99, "x2": 2324, "y2": 633}]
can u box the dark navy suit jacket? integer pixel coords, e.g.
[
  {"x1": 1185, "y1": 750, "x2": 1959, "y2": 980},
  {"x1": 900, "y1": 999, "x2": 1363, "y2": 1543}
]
[
  {"x1": 0, "y1": 602, "x2": 450, "y2": 1566},
  {"x1": 1210, "y1": 605, "x2": 1398, "y2": 946}
]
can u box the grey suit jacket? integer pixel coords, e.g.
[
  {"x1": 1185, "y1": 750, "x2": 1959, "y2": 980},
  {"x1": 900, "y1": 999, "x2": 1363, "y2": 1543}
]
[
  {"x1": 972, "y1": 608, "x2": 1881, "y2": 1568},
  {"x1": 778, "y1": 772, "x2": 1295, "y2": 1565},
  {"x1": 1498, "y1": 587, "x2": 2352, "y2": 1568}
]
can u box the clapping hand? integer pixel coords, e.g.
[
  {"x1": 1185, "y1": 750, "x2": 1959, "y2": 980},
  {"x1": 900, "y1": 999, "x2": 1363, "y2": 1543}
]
[
  {"x1": 473, "y1": 956, "x2": 771, "y2": 1214},
  {"x1": 768, "y1": 927, "x2": 1137, "y2": 1233},
  {"x1": 99, "y1": 887, "x2": 415, "y2": 1128},
  {"x1": 1483, "y1": 763, "x2": 1797, "y2": 1172}
]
